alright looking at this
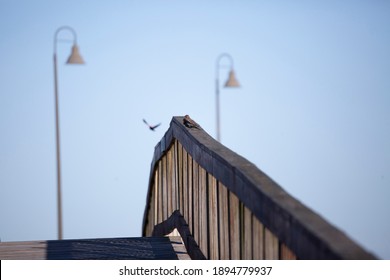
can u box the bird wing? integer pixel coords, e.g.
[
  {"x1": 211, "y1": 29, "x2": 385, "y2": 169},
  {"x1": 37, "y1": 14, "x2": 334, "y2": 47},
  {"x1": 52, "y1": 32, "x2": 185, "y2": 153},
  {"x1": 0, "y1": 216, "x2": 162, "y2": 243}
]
[{"x1": 151, "y1": 123, "x2": 161, "y2": 129}]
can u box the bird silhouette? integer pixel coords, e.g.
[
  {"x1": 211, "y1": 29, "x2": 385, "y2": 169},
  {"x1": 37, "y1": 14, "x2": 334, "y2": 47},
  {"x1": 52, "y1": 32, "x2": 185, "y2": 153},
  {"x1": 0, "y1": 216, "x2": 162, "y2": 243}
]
[
  {"x1": 143, "y1": 119, "x2": 161, "y2": 131},
  {"x1": 183, "y1": 115, "x2": 200, "y2": 129}
]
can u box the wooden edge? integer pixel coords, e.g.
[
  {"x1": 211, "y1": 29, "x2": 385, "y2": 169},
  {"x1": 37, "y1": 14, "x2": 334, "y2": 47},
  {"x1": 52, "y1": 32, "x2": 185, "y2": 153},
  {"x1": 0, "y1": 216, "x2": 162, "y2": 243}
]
[
  {"x1": 168, "y1": 236, "x2": 191, "y2": 260},
  {"x1": 152, "y1": 210, "x2": 206, "y2": 260},
  {"x1": 0, "y1": 240, "x2": 47, "y2": 260},
  {"x1": 142, "y1": 116, "x2": 377, "y2": 260}
]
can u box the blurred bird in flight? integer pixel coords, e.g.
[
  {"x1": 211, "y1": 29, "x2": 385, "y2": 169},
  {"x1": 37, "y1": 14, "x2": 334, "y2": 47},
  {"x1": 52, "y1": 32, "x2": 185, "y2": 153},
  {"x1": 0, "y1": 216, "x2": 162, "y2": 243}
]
[{"x1": 143, "y1": 119, "x2": 161, "y2": 131}]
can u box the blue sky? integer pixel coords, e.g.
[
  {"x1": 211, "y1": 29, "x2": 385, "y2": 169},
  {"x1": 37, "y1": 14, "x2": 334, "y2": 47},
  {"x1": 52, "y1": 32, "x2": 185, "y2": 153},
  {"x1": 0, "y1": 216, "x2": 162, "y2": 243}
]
[{"x1": 0, "y1": 0, "x2": 389, "y2": 259}]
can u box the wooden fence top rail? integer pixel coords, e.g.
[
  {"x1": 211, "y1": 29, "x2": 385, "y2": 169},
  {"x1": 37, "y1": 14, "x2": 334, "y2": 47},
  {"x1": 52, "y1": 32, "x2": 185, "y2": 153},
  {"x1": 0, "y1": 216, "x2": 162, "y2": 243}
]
[
  {"x1": 0, "y1": 237, "x2": 189, "y2": 260},
  {"x1": 143, "y1": 116, "x2": 376, "y2": 259}
]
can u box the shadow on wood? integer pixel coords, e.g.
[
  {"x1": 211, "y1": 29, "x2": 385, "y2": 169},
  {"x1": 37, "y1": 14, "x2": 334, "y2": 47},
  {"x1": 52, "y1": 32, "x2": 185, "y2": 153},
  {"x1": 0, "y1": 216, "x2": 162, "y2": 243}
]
[
  {"x1": 142, "y1": 116, "x2": 377, "y2": 260},
  {"x1": 0, "y1": 237, "x2": 189, "y2": 260}
]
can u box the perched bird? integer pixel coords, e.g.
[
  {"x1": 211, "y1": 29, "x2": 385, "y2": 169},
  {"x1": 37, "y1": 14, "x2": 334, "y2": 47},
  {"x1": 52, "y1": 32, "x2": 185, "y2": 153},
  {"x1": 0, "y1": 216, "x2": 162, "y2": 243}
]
[
  {"x1": 183, "y1": 115, "x2": 200, "y2": 129},
  {"x1": 143, "y1": 119, "x2": 161, "y2": 131}
]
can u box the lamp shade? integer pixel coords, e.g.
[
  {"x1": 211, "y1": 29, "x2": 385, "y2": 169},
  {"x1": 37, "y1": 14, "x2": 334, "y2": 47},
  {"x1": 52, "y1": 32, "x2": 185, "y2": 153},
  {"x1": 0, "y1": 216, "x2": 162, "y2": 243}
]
[
  {"x1": 66, "y1": 44, "x2": 85, "y2": 64},
  {"x1": 224, "y1": 69, "x2": 240, "y2": 87}
]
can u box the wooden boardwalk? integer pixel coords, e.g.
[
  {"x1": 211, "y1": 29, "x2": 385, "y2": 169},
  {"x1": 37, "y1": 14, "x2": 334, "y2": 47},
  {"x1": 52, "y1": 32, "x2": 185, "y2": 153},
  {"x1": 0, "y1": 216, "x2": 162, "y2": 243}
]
[
  {"x1": 0, "y1": 236, "x2": 190, "y2": 260},
  {"x1": 1, "y1": 116, "x2": 376, "y2": 260},
  {"x1": 142, "y1": 116, "x2": 376, "y2": 260}
]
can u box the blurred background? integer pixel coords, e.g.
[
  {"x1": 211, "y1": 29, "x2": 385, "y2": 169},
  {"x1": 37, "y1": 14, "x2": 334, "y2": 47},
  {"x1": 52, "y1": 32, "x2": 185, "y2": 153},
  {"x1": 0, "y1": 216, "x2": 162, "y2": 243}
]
[{"x1": 0, "y1": 0, "x2": 389, "y2": 258}]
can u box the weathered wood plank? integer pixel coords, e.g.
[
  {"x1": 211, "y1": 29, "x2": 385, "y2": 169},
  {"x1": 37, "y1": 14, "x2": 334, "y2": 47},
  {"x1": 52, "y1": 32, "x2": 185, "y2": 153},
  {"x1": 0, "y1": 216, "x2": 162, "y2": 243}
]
[
  {"x1": 229, "y1": 191, "x2": 240, "y2": 259},
  {"x1": 152, "y1": 170, "x2": 157, "y2": 228},
  {"x1": 162, "y1": 156, "x2": 168, "y2": 221},
  {"x1": 264, "y1": 227, "x2": 279, "y2": 260},
  {"x1": 0, "y1": 237, "x2": 190, "y2": 260},
  {"x1": 183, "y1": 149, "x2": 188, "y2": 221},
  {"x1": 169, "y1": 236, "x2": 191, "y2": 260},
  {"x1": 0, "y1": 241, "x2": 47, "y2": 260},
  {"x1": 142, "y1": 116, "x2": 377, "y2": 260},
  {"x1": 243, "y1": 206, "x2": 253, "y2": 260},
  {"x1": 193, "y1": 161, "x2": 199, "y2": 245},
  {"x1": 188, "y1": 153, "x2": 193, "y2": 236},
  {"x1": 252, "y1": 216, "x2": 264, "y2": 259},
  {"x1": 208, "y1": 174, "x2": 219, "y2": 260},
  {"x1": 148, "y1": 180, "x2": 154, "y2": 235},
  {"x1": 280, "y1": 243, "x2": 296, "y2": 260},
  {"x1": 167, "y1": 148, "x2": 173, "y2": 217},
  {"x1": 199, "y1": 167, "x2": 208, "y2": 259},
  {"x1": 175, "y1": 140, "x2": 185, "y2": 213},
  {"x1": 157, "y1": 160, "x2": 163, "y2": 224},
  {"x1": 218, "y1": 183, "x2": 230, "y2": 259},
  {"x1": 172, "y1": 141, "x2": 178, "y2": 211}
]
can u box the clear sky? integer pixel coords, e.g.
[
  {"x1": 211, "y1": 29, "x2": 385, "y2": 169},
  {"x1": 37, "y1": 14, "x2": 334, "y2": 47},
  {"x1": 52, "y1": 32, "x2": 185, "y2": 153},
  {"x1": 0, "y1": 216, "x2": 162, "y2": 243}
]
[{"x1": 0, "y1": 0, "x2": 389, "y2": 259}]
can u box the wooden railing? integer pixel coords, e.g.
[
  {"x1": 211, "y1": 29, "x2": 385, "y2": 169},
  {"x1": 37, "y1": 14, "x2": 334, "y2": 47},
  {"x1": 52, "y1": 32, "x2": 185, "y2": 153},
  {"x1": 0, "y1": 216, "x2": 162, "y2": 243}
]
[{"x1": 142, "y1": 116, "x2": 376, "y2": 260}]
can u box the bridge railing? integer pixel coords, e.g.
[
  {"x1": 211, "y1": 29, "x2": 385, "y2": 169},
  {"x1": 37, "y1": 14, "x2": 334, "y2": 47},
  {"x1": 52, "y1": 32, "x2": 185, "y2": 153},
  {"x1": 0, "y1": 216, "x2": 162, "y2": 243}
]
[{"x1": 142, "y1": 116, "x2": 375, "y2": 260}]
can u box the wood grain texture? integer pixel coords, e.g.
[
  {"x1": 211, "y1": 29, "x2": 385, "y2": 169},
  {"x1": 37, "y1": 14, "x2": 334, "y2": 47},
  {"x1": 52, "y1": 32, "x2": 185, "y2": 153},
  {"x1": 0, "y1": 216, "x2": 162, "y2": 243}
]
[
  {"x1": 208, "y1": 174, "x2": 219, "y2": 260},
  {"x1": 142, "y1": 116, "x2": 376, "y2": 260},
  {"x1": 187, "y1": 152, "x2": 193, "y2": 235},
  {"x1": 181, "y1": 142, "x2": 186, "y2": 221},
  {"x1": 218, "y1": 183, "x2": 230, "y2": 259},
  {"x1": 0, "y1": 237, "x2": 190, "y2": 260},
  {"x1": 199, "y1": 167, "x2": 208, "y2": 259},
  {"x1": 229, "y1": 192, "x2": 240, "y2": 259},
  {"x1": 152, "y1": 210, "x2": 206, "y2": 260},
  {"x1": 252, "y1": 217, "x2": 264, "y2": 259},
  {"x1": 192, "y1": 161, "x2": 199, "y2": 244},
  {"x1": 243, "y1": 206, "x2": 253, "y2": 260}
]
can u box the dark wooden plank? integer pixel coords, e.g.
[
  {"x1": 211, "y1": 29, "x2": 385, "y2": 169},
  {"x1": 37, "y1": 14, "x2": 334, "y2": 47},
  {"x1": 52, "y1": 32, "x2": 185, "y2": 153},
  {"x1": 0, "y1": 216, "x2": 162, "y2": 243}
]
[{"x1": 0, "y1": 237, "x2": 190, "y2": 260}]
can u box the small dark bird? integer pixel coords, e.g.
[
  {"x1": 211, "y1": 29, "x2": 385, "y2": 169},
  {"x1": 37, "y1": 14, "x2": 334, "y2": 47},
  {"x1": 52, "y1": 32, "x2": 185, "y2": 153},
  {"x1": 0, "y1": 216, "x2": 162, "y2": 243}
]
[
  {"x1": 143, "y1": 119, "x2": 161, "y2": 131},
  {"x1": 183, "y1": 114, "x2": 200, "y2": 129}
]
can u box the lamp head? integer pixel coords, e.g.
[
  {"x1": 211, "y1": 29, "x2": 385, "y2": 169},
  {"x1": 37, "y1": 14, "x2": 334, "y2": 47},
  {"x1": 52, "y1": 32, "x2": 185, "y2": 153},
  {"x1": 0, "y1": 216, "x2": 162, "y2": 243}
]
[
  {"x1": 224, "y1": 69, "x2": 240, "y2": 87},
  {"x1": 66, "y1": 44, "x2": 85, "y2": 64}
]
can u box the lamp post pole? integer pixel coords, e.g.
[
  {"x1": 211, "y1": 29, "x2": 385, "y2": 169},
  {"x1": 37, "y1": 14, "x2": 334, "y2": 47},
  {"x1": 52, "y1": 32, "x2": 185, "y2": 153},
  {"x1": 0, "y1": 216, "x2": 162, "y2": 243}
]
[
  {"x1": 215, "y1": 53, "x2": 240, "y2": 142},
  {"x1": 53, "y1": 42, "x2": 63, "y2": 240},
  {"x1": 53, "y1": 26, "x2": 84, "y2": 240}
]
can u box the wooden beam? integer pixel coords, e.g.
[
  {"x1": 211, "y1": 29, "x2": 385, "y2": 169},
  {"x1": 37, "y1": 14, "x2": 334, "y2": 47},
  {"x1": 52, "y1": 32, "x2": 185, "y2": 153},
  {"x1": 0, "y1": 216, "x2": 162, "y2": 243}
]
[{"x1": 142, "y1": 116, "x2": 376, "y2": 260}]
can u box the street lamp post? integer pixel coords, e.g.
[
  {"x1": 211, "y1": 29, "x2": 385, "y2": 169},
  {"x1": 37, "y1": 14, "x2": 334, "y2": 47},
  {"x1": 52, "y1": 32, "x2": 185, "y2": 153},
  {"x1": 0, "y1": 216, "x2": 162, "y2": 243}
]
[
  {"x1": 53, "y1": 26, "x2": 85, "y2": 240},
  {"x1": 215, "y1": 53, "x2": 240, "y2": 142}
]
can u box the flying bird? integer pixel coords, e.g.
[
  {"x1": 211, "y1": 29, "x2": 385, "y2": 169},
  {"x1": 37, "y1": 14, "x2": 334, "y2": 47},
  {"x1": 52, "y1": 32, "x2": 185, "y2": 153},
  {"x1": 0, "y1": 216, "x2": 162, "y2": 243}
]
[
  {"x1": 143, "y1": 119, "x2": 161, "y2": 131},
  {"x1": 183, "y1": 115, "x2": 200, "y2": 129}
]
